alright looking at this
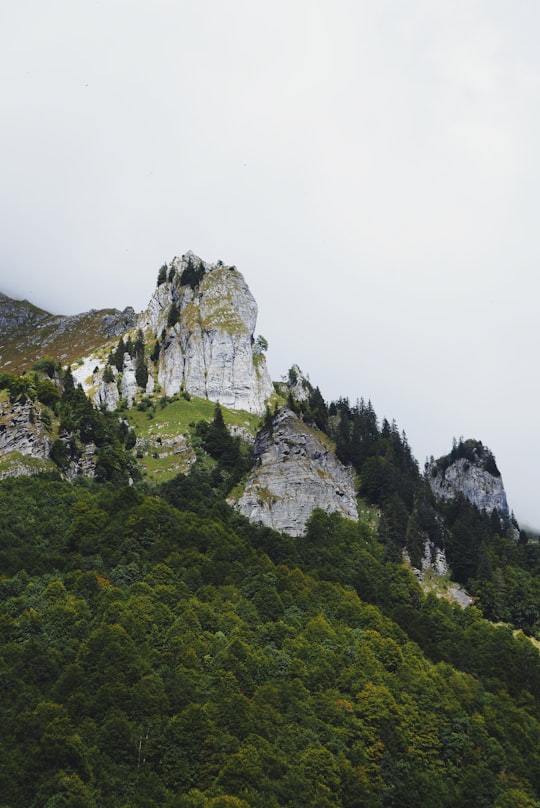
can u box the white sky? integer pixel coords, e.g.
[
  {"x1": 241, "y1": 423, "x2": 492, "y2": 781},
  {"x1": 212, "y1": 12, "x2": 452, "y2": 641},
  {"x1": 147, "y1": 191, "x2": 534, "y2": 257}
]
[{"x1": 1, "y1": 1, "x2": 539, "y2": 526}]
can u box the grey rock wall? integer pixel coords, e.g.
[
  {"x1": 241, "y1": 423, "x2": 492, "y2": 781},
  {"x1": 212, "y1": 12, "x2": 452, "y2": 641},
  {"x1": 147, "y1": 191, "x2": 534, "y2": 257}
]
[
  {"x1": 427, "y1": 456, "x2": 509, "y2": 514},
  {"x1": 0, "y1": 399, "x2": 51, "y2": 460},
  {"x1": 0, "y1": 398, "x2": 100, "y2": 480},
  {"x1": 233, "y1": 408, "x2": 358, "y2": 536},
  {"x1": 140, "y1": 253, "x2": 273, "y2": 414}
]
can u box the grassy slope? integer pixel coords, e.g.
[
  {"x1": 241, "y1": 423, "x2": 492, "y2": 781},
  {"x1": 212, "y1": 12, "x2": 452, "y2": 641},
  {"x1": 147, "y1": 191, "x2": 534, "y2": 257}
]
[
  {"x1": 0, "y1": 305, "x2": 123, "y2": 376},
  {"x1": 125, "y1": 395, "x2": 262, "y2": 481}
]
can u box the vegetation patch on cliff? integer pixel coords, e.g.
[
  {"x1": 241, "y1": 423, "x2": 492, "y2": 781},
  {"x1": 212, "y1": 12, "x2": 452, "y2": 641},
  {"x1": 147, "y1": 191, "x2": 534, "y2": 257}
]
[{"x1": 125, "y1": 395, "x2": 259, "y2": 480}]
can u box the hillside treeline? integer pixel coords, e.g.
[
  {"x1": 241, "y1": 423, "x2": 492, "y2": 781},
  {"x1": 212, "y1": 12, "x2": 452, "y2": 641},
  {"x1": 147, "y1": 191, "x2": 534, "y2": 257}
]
[{"x1": 1, "y1": 470, "x2": 540, "y2": 807}]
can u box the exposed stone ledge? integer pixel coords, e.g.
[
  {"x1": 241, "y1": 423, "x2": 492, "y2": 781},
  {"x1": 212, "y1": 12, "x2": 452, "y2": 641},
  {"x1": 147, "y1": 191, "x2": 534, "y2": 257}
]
[{"x1": 233, "y1": 408, "x2": 358, "y2": 536}]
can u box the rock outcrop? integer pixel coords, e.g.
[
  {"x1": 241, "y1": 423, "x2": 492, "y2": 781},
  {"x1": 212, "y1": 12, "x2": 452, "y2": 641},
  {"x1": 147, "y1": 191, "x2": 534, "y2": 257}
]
[
  {"x1": 0, "y1": 292, "x2": 50, "y2": 331},
  {"x1": 233, "y1": 408, "x2": 358, "y2": 536},
  {"x1": 101, "y1": 307, "x2": 137, "y2": 338},
  {"x1": 62, "y1": 442, "x2": 98, "y2": 480},
  {"x1": 3, "y1": 254, "x2": 273, "y2": 417},
  {"x1": 0, "y1": 399, "x2": 51, "y2": 461},
  {"x1": 139, "y1": 253, "x2": 273, "y2": 414},
  {"x1": 93, "y1": 373, "x2": 120, "y2": 412},
  {"x1": 120, "y1": 355, "x2": 139, "y2": 408},
  {"x1": 0, "y1": 397, "x2": 101, "y2": 480},
  {"x1": 420, "y1": 539, "x2": 449, "y2": 577},
  {"x1": 286, "y1": 365, "x2": 312, "y2": 403},
  {"x1": 426, "y1": 439, "x2": 509, "y2": 514}
]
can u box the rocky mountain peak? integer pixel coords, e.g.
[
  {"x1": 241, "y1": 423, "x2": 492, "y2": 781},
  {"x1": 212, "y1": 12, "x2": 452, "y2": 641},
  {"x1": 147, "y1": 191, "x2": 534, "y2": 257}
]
[
  {"x1": 286, "y1": 364, "x2": 312, "y2": 403},
  {"x1": 136, "y1": 253, "x2": 273, "y2": 414},
  {"x1": 426, "y1": 438, "x2": 509, "y2": 514}
]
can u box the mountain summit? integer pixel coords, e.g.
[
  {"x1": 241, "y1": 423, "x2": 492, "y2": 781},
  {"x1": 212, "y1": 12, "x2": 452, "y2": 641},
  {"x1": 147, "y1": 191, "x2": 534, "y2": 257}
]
[
  {"x1": 426, "y1": 438, "x2": 509, "y2": 514},
  {"x1": 0, "y1": 253, "x2": 518, "y2": 547},
  {"x1": 138, "y1": 253, "x2": 273, "y2": 414}
]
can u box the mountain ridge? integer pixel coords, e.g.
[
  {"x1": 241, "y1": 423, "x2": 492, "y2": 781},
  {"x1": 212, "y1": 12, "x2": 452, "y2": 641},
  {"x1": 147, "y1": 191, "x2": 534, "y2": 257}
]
[
  {"x1": 0, "y1": 252, "x2": 518, "y2": 548},
  {"x1": 2, "y1": 255, "x2": 540, "y2": 806}
]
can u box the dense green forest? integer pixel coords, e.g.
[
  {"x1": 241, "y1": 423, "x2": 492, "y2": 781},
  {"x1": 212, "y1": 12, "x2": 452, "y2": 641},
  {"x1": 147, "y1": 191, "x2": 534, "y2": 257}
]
[
  {"x1": 1, "y1": 369, "x2": 540, "y2": 805},
  {"x1": 321, "y1": 397, "x2": 539, "y2": 631},
  {"x1": 1, "y1": 467, "x2": 540, "y2": 806}
]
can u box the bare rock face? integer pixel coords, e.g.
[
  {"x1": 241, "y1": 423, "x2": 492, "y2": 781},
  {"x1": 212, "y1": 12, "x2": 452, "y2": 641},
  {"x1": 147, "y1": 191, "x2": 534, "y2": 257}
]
[
  {"x1": 139, "y1": 253, "x2": 273, "y2": 414},
  {"x1": 0, "y1": 292, "x2": 50, "y2": 330},
  {"x1": 426, "y1": 439, "x2": 509, "y2": 514},
  {"x1": 420, "y1": 539, "x2": 449, "y2": 576},
  {"x1": 93, "y1": 373, "x2": 120, "y2": 412},
  {"x1": 63, "y1": 442, "x2": 98, "y2": 480},
  {"x1": 0, "y1": 398, "x2": 100, "y2": 480},
  {"x1": 233, "y1": 408, "x2": 358, "y2": 537},
  {"x1": 121, "y1": 354, "x2": 138, "y2": 408},
  {"x1": 0, "y1": 399, "x2": 51, "y2": 461},
  {"x1": 101, "y1": 307, "x2": 137, "y2": 338}
]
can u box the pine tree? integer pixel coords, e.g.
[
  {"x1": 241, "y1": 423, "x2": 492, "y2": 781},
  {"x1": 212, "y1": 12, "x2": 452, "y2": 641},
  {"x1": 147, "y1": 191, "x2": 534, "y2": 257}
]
[
  {"x1": 167, "y1": 302, "x2": 180, "y2": 328},
  {"x1": 103, "y1": 365, "x2": 115, "y2": 384},
  {"x1": 134, "y1": 329, "x2": 149, "y2": 389},
  {"x1": 180, "y1": 257, "x2": 205, "y2": 289},
  {"x1": 110, "y1": 338, "x2": 126, "y2": 371},
  {"x1": 157, "y1": 264, "x2": 167, "y2": 286}
]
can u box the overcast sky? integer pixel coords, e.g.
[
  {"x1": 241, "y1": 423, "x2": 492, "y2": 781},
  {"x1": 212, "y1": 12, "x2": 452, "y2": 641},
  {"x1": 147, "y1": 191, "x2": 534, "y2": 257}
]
[{"x1": 1, "y1": 1, "x2": 539, "y2": 526}]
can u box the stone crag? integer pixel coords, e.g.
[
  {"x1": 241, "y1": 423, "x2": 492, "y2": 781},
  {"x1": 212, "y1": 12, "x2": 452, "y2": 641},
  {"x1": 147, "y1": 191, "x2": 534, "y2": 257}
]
[
  {"x1": 233, "y1": 408, "x2": 358, "y2": 537},
  {"x1": 0, "y1": 399, "x2": 51, "y2": 464},
  {"x1": 0, "y1": 398, "x2": 99, "y2": 480},
  {"x1": 426, "y1": 439, "x2": 509, "y2": 514},
  {"x1": 138, "y1": 253, "x2": 273, "y2": 415},
  {"x1": 88, "y1": 253, "x2": 273, "y2": 414},
  {"x1": 0, "y1": 292, "x2": 50, "y2": 331}
]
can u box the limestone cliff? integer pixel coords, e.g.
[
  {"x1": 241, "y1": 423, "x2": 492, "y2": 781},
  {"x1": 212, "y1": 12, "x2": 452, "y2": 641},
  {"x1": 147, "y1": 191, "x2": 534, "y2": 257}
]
[
  {"x1": 426, "y1": 438, "x2": 509, "y2": 514},
  {"x1": 0, "y1": 399, "x2": 51, "y2": 464},
  {"x1": 2, "y1": 255, "x2": 273, "y2": 417},
  {"x1": 138, "y1": 253, "x2": 273, "y2": 414},
  {"x1": 0, "y1": 397, "x2": 100, "y2": 480},
  {"x1": 233, "y1": 408, "x2": 358, "y2": 537}
]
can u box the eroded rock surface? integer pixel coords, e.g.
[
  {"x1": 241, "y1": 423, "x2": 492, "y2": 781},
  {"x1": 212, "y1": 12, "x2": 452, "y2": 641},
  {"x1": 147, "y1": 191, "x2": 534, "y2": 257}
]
[
  {"x1": 233, "y1": 408, "x2": 358, "y2": 536},
  {"x1": 0, "y1": 399, "x2": 51, "y2": 461},
  {"x1": 139, "y1": 253, "x2": 273, "y2": 414},
  {"x1": 427, "y1": 441, "x2": 509, "y2": 514}
]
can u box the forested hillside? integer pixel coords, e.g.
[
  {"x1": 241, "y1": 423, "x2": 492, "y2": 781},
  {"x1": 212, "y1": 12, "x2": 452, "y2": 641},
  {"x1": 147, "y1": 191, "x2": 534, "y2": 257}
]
[
  {"x1": 1, "y1": 336, "x2": 540, "y2": 804},
  {"x1": 1, "y1": 464, "x2": 540, "y2": 807}
]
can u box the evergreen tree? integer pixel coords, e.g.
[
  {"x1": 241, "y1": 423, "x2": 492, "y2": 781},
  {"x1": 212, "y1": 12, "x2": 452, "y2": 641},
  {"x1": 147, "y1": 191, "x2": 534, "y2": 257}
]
[
  {"x1": 150, "y1": 340, "x2": 160, "y2": 363},
  {"x1": 195, "y1": 404, "x2": 249, "y2": 480},
  {"x1": 110, "y1": 338, "x2": 126, "y2": 372},
  {"x1": 180, "y1": 257, "x2": 205, "y2": 289},
  {"x1": 167, "y1": 301, "x2": 180, "y2": 328},
  {"x1": 102, "y1": 364, "x2": 115, "y2": 384},
  {"x1": 134, "y1": 329, "x2": 149, "y2": 389},
  {"x1": 306, "y1": 386, "x2": 328, "y2": 432},
  {"x1": 157, "y1": 264, "x2": 167, "y2": 286}
]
